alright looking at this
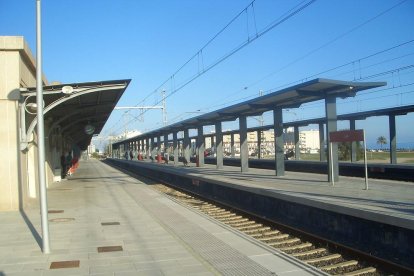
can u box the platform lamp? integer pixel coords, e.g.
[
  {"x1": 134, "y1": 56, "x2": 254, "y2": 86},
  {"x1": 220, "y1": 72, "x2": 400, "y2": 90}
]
[
  {"x1": 35, "y1": 0, "x2": 51, "y2": 254},
  {"x1": 84, "y1": 122, "x2": 95, "y2": 135}
]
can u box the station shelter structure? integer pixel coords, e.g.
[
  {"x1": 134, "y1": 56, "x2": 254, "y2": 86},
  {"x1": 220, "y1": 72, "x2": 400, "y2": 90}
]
[
  {"x1": 112, "y1": 77, "x2": 386, "y2": 183},
  {"x1": 0, "y1": 36, "x2": 130, "y2": 210}
]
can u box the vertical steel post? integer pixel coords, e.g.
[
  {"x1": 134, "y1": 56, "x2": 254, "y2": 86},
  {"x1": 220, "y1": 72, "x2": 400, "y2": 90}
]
[
  {"x1": 230, "y1": 134, "x2": 235, "y2": 158},
  {"x1": 173, "y1": 132, "x2": 179, "y2": 166},
  {"x1": 389, "y1": 114, "x2": 397, "y2": 164},
  {"x1": 273, "y1": 108, "x2": 285, "y2": 176},
  {"x1": 257, "y1": 130, "x2": 262, "y2": 159},
  {"x1": 163, "y1": 134, "x2": 168, "y2": 154},
  {"x1": 239, "y1": 116, "x2": 249, "y2": 173},
  {"x1": 157, "y1": 136, "x2": 161, "y2": 157},
  {"x1": 36, "y1": 0, "x2": 50, "y2": 254},
  {"x1": 183, "y1": 129, "x2": 190, "y2": 163},
  {"x1": 216, "y1": 122, "x2": 223, "y2": 169},
  {"x1": 325, "y1": 95, "x2": 339, "y2": 182},
  {"x1": 350, "y1": 119, "x2": 357, "y2": 162},
  {"x1": 197, "y1": 126, "x2": 204, "y2": 167},
  {"x1": 294, "y1": 125, "x2": 300, "y2": 160},
  {"x1": 145, "y1": 138, "x2": 150, "y2": 159},
  {"x1": 363, "y1": 130, "x2": 369, "y2": 190},
  {"x1": 319, "y1": 122, "x2": 326, "y2": 161},
  {"x1": 330, "y1": 142, "x2": 334, "y2": 186}
]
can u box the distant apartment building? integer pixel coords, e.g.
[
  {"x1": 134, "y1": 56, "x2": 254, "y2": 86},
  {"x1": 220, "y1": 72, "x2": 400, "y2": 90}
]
[
  {"x1": 88, "y1": 143, "x2": 96, "y2": 154},
  {"x1": 203, "y1": 129, "x2": 320, "y2": 156},
  {"x1": 299, "y1": 129, "x2": 320, "y2": 153}
]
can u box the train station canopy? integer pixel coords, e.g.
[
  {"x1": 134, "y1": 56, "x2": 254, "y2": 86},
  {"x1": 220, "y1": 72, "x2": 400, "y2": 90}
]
[
  {"x1": 21, "y1": 79, "x2": 130, "y2": 150},
  {"x1": 240, "y1": 104, "x2": 414, "y2": 133},
  {"x1": 139, "y1": 78, "x2": 386, "y2": 138}
]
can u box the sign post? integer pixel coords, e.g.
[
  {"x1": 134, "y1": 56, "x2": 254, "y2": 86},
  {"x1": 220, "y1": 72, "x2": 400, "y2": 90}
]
[
  {"x1": 329, "y1": 144, "x2": 334, "y2": 186},
  {"x1": 363, "y1": 130, "x2": 368, "y2": 190},
  {"x1": 329, "y1": 129, "x2": 368, "y2": 189}
]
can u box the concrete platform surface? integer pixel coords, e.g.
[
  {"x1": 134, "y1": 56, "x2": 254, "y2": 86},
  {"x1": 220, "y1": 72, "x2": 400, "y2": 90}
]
[
  {"x1": 132, "y1": 159, "x2": 414, "y2": 230},
  {"x1": 0, "y1": 159, "x2": 322, "y2": 276}
]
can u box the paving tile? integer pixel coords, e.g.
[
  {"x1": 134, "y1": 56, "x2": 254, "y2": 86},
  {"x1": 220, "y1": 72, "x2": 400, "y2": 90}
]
[
  {"x1": 21, "y1": 261, "x2": 48, "y2": 271},
  {"x1": 41, "y1": 267, "x2": 89, "y2": 276},
  {"x1": 89, "y1": 263, "x2": 135, "y2": 274},
  {"x1": 161, "y1": 264, "x2": 214, "y2": 275},
  {"x1": 4, "y1": 272, "x2": 43, "y2": 276},
  {"x1": 0, "y1": 160, "x2": 322, "y2": 276},
  {"x1": 47, "y1": 253, "x2": 89, "y2": 262},
  {"x1": 89, "y1": 272, "x2": 114, "y2": 276},
  {"x1": 0, "y1": 263, "x2": 24, "y2": 273},
  {"x1": 109, "y1": 256, "x2": 134, "y2": 265},
  {"x1": 118, "y1": 270, "x2": 163, "y2": 276},
  {"x1": 133, "y1": 268, "x2": 164, "y2": 275}
]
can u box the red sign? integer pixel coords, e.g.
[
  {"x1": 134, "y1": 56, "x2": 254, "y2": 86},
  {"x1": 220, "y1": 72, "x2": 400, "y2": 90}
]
[{"x1": 329, "y1": 130, "x2": 364, "y2": 143}]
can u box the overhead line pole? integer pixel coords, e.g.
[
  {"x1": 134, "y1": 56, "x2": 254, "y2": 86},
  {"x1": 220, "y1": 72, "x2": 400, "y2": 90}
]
[{"x1": 36, "y1": 0, "x2": 51, "y2": 254}]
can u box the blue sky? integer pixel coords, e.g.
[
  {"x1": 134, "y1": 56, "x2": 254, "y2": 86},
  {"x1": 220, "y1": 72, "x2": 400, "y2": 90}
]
[{"x1": 1, "y1": 0, "x2": 414, "y2": 149}]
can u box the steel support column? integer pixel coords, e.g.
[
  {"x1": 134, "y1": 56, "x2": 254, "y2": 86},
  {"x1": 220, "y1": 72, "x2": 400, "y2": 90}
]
[
  {"x1": 216, "y1": 122, "x2": 223, "y2": 169},
  {"x1": 151, "y1": 137, "x2": 156, "y2": 161},
  {"x1": 183, "y1": 129, "x2": 190, "y2": 163},
  {"x1": 350, "y1": 119, "x2": 357, "y2": 162},
  {"x1": 325, "y1": 95, "x2": 339, "y2": 182},
  {"x1": 319, "y1": 123, "x2": 326, "y2": 161},
  {"x1": 231, "y1": 134, "x2": 235, "y2": 157},
  {"x1": 163, "y1": 134, "x2": 168, "y2": 152},
  {"x1": 145, "y1": 138, "x2": 150, "y2": 159},
  {"x1": 173, "y1": 132, "x2": 179, "y2": 165},
  {"x1": 157, "y1": 136, "x2": 161, "y2": 157},
  {"x1": 294, "y1": 125, "x2": 300, "y2": 160},
  {"x1": 137, "y1": 140, "x2": 141, "y2": 155},
  {"x1": 257, "y1": 130, "x2": 262, "y2": 159},
  {"x1": 239, "y1": 116, "x2": 249, "y2": 172},
  {"x1": 273, "y1": 108, "x2": 285, "y2": 176},
  {"x1": 389, "y1": 114, "x2": 397, "y2": 164},
  {"x1": 197, "y1": 126, "x2": 205, "y2": 167}
]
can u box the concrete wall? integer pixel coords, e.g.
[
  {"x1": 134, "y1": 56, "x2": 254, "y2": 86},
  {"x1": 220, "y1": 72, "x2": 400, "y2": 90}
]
[
  {"x1": 0, "y1": 36, "x2": 49, "y2": 210},
  {"x1": 0, "y1": 40, "x2": 21, "y2": 210}
]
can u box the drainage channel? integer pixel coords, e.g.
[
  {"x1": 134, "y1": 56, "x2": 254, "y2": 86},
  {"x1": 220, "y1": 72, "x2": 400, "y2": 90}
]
[{"x1": 152, "y1": 183, "x2": 392, "y2": 276}]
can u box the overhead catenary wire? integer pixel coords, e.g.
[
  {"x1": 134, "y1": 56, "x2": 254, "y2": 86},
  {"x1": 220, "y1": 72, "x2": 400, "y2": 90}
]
[
  {"x1": 244, "y1": 0, "x2": 408, "y2": 92},
  {"x1": 105, "y1": 0, "x2": 317, "y2": 136},
  {"x1": 117, "y1": 58, "x2": 414, "y2": 135},
  {"x1": 105, "y1": 0, "x2": 412, "y2": 138},
  {"x1": 208, "y1": 0, "x2": 411, "y2": 108},
  {"x1": 104, "y1": 0, "x2": 259, "y2": 135},
  {"x1": 142, "y1": 66, "x2": 414, "y2": 133},
  {"x1": 203, "y1": 39, "x2": 414, "y2": 112},
  {"x1": 165, "y1": 0, "x2": 317, "y2": 102}
]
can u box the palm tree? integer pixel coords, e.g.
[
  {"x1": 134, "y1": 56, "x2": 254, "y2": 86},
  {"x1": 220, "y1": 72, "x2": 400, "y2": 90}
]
[{"x1": 377, "y1": 136, "x2": 387, "y2": 149}]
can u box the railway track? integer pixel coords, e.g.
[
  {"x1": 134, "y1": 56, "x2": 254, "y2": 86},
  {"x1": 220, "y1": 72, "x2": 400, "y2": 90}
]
[{"x1": 152, "y1": 183, "x2": 387, "y2": 276}]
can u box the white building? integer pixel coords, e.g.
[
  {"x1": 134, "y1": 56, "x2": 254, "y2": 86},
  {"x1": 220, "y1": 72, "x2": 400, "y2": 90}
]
[
  {"x1": 299, "y1": 130, "x2": 320, "y2": 153},
  {"x1": 112, "y1": 130, "x2": 142, "y2": 141},
  {"x1": 88, "y1": 143, "x2": 96, "y2": 154}
]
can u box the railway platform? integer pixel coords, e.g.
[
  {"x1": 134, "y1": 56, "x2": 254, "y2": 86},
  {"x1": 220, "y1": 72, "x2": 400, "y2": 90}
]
[
  {"x1": 0, "y1": 159, "x2": 322, "y2": 276},
  {"x1": 105, "y1": 158, "x2": 414, "y2": 271},
  {"x1": 120, "y1": 158, "x2": 414, "y2": 226},
  {"x1": 114, "y1": 158, "x2": 414, "y2": 226}
]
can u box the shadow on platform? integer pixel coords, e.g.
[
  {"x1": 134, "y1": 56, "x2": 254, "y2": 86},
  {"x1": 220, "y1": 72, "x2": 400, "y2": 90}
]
[{"x1": 19, "y1": 209, "x2": 42, "y2": 250}]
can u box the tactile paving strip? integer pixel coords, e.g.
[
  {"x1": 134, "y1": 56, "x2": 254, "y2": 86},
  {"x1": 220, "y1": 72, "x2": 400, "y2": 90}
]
[{"x1": 125, "y1": 185, "x2": 274, "y2": 276}]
